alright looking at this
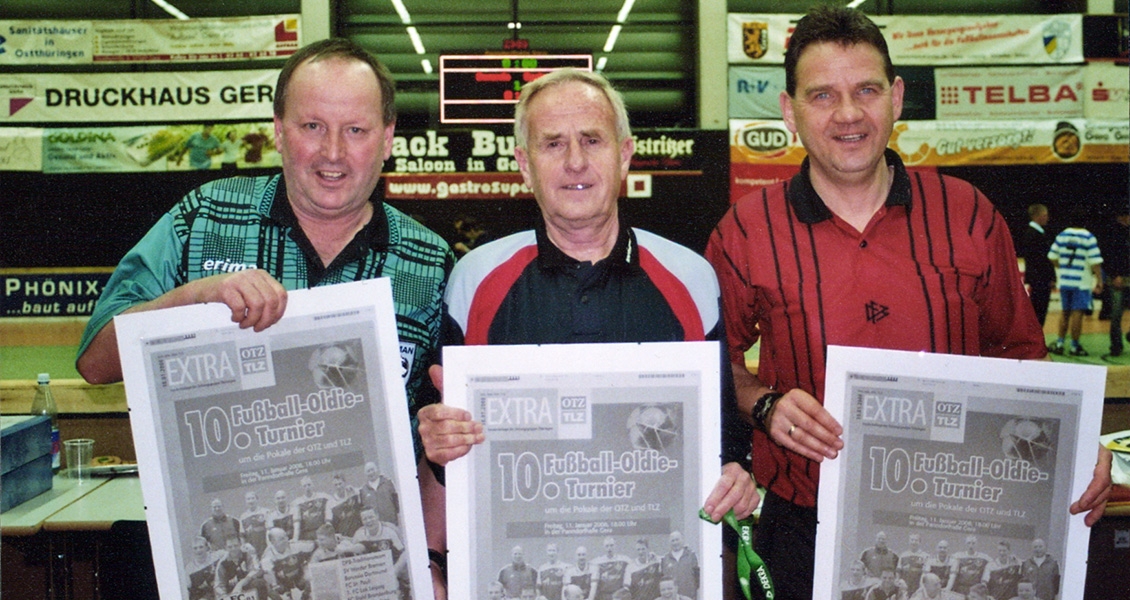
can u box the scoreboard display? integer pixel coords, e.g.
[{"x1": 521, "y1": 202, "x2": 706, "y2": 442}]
[{"x1": 439, "y1": 54, "x2": 592, "y2": 124}]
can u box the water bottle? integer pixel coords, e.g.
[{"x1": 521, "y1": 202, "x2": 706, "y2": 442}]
[{"x1": 30, "y1": 373, "x2": 61, "y2": 473}]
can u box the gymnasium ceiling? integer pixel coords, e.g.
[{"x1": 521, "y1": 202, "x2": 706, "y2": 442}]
[{"x1": 0, "y1": 0, "x2": 1118, "y2": 126}]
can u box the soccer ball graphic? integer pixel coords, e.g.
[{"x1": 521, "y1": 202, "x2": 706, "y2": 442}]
[
  {"x1": 1000, "y1": 418, "x2": 1054, "y2": 463},
  {"x1": 627, "y1": 404, "x2": 679, "y2": 452},
  {"x1": 308, "y1": 344, "x2": 360, "y2": 389}
]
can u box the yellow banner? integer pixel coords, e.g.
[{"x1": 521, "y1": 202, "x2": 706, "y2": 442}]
[{"x1": 730, "y1": 119, "x2": 1129, "y2": 166}]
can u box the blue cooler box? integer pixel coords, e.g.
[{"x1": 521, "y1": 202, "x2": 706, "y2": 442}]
[{"x1": 1, "y1": 415, "x2": 54, "y2": 512}]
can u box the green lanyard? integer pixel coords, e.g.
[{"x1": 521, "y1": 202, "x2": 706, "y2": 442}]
[{"x1": 699, "y1": 508, "x2": 775, "y2": 600}]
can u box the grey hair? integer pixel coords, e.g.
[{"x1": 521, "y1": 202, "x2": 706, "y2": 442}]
[{"x1": 513, "y1": 68, "x2": 631, "y2": 149}]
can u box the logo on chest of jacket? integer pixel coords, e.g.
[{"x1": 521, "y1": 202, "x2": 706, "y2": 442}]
[
  {"x1": 202, "y1": 259, "x2": 257, "y2": 273},
  {"x1": 865, "y1": 301, "x2": 890, "y2": 324},
  {"x1": 399, "y1": 342, "x2": 416, "y2": 382}
]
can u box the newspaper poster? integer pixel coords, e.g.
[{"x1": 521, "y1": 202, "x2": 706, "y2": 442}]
[
  {"x1": 816, "y1": 346, "x2": 1105, "y2": 600},
  {"x1": 445, "y1": 342, "x2": 722, "y2": 600},
  {"x1": 116, "y1": 279, "x2": 432, "y2": 600}
]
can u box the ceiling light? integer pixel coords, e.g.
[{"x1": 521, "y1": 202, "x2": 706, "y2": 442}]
[
  {"x1": 846, "y1": 0, "x2": 867, "y2": 7},
  {"x1": 407, "y1": 26, "x2": 426, "y2": 54},
  {"x1": 421, "y1": 58, "x2": 433, "y2": 74},
  {"x1": 603, "y1": 25, "x2": 622, "y2": 53},
  {"x1": 389, "y1": 0, "x2": 412, "y2": 24},
  {"x1": 151, "y1": 0, "x2": 189, "y2": 20},
  {"x1": 596, "y1": 56, "x2": 608, "y2": 71},
  {"x1": 616, "y1": 0, "x2": 635, "y2": 23}
]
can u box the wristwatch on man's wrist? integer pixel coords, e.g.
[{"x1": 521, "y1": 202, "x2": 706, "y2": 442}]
[{"x1": 750, "y1": 390, "x2": 784, "y2": 431}]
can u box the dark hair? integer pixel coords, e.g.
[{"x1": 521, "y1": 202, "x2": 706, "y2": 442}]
[
  {"x1": 784, "y1": 5, "x2": 895, "y2": 96},
  {"x1": 274, "y1": 38, "x2": 396, "y2": 125}
]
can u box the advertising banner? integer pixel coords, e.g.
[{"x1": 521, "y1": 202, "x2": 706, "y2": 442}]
[
  {"x1": 729, "y1": 119, "x2": 1129, "y2": 168},
  {"x1": 1, "y1": 268, "x2": 113, "y2": 317},
  {"x1": 0, "y1": 15, "x2": 299, "y2": 65},
  {"x1": 728, "y1": 14, "x2": 1084, "y2": 65},
  {"x1": 887, "y1": 119, "x2": 1129, "y2": 165},
  {"x1": 115, "y1": 279, "x2": 433, "y2": 600},
  {"x1": 816, "y1": 346, "x2": 1103, "y2": 600},
  {"x1": 934, "y1": 66, "x2": 1084, "y2": 120},
  {"x1": 1083, "y1": 62, "x2": 1130, "y2": 120},
  {"x1": 728, "y1": 66, "x2": 785, "y2": 119},
  {"x1": 0, "y1": 70, "x2": 278, "y2": 123},
  {"x1": 382, "y1": 128, "x2": 707, "y2": 200},
  {"x1": 444, "y1": 342, "x2": 722, "y2": 600},
  {"x1": 35, "y1": 122, "x2": 278, "y2": 173},
  {"x1": 0, "y1": 127, "x2": 43, "y2": 171}
]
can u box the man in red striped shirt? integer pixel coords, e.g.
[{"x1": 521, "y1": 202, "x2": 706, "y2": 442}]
[{"x1": 705, "y1": 6, "x2": 1112, "y2": 599}]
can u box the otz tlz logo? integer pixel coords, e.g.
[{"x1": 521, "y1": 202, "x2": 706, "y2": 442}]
[
  {"x1": 560, "y1": 395, "x2": 588, "y2": 425},
  {"x1": 934, "y1": 401, "x2": 963, "y2": 429}
]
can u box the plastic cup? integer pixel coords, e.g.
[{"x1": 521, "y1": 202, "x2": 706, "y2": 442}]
[{"x1": 64, "y1": 438, "x2": 95, "y2": 481}]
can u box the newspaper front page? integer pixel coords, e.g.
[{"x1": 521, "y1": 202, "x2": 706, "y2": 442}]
[
  {"x1": 445, "y1": 342, "x2": 722, "y2": 600},
  {"x1": 816, "y1": 346, "x2": 1104, "y2": 600},
  {"x1": 116, "y1": 279, "x2": 431, "y2": 600}
]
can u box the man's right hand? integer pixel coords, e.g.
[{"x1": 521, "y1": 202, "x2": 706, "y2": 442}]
[
  {"x1": 418, "y1": 403, "x2": 484, "y2": 466},
  {"x1": 194, "y1": 269, "x2": 288, "y2": 331},
  {"x1": 731, "y1": 364, "x2": 843, "y2": 463},
  {"x1": 77, "y1": 269, "x2": 287, "y2": 384},
  {"x1": 766, "y1": 388, "x2": 844, "y2": 463},
  {"x1": 418, "y1": 365, "x2": 485, "y2": 466}
]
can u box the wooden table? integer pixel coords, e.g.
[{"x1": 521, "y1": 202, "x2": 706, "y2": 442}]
[
  {"x1": 43, "y1": 476, "x2": 145, "y2": 532},
  {"x1": 0, "y1": 475, "x2": 107, "y2": 536}
]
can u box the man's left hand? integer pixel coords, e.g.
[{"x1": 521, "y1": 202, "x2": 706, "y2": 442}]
[
  {"x1": 1070, "y1": 445, "x2": 1113, "y2": 526},
  {"x1": 702, "y1": 462, "x2": 761, "y2": 522}
]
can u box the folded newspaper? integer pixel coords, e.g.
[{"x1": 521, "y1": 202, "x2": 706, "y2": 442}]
[{"x1": 115, "y1": 279, "x2": 432, "y2": 600}]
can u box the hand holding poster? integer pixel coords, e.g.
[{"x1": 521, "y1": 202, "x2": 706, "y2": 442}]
[
  {"x1": 816, "y1": 346, "x2": 1104, "y2": 600},
  {"x1": 115, "y1": 279, "x2": 432, "y2": 600},
  {"x1": 444, "y1": 342, "x2": 722, "y2": 600}
]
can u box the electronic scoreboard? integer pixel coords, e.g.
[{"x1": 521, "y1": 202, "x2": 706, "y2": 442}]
[{"x1": 439, "y1": 54, "x2": 593, "y2": 124}]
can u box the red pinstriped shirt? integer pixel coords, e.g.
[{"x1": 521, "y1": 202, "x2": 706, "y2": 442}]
[{"x1": 706, "y1": 150, "x2": 1045, "y2": 507}]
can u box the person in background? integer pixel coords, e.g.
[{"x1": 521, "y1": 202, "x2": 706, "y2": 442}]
[
  {"x1": 864, "y1": 569, "x2": 907, "y2": 600},
  {"x1": 842, "y1": 560, "x2": 877, "y2": 600},
  {"x1": 200, "y1": 498, "x2": 241, "y2": 552},
  {"x1": 897, "y1": 533, "x2": 930, "y2": 597},
  {"x1": 175, "y1": 123, "x2": 222, "y2": 169},
  {"x1": 592, "y1": 537, "x2": 633, "y2": 600},
  {"x1": 951, "y1": 535, "x2": 992, "y2": 596},
  {"x1": 498, "y1": 545, "x2": 537, "y2": 599},
  {"x1": 452, "y1": 214, "x2": 491, "y2": 258},
  {"x1": 1047, "y1": 225, "x2": 1103, "y2": 356},
  {"x1": 565, "y1": 546, "x2": 598, "y2": 599},
  {"x1": 242, "y1": 126, "x2": 273, "y2": 164},
  {"x1": 1019, "y1": 540, "x2": 1059, "y2": 600},
  {"x1": 219, "y1": 129, "x2": 242, "y2": 171},
  {"x1": 292, "y1": 475, "x2": 334, "y2": 542},
  {"x1": 987, "y1": 540, "x2": 1021, "y2": 600},
  {"x1": 860, "y1": 531, "x2": 898, "y2": 579},
  {"x1": 239, "y1": 491, "x2": 270, "y2": 558},
  {"x1": 185, "y1": 535, "x2": 223, "y2": 600},
  {"x1": 1100, "y1": 208, "x2": 1129, "y2": 359},
  {"x1": 627, "y1": 539, "x2": 663, "y2": 600},
  {"x1": 213, "y1": 535, "x2": 268, "y2": 599},
  {"x1": 909, "y1": 573, "x2": 959, "y2": 600},
  {"x1": 704, "y1": 7, "x2": 1112, "y2": 598},
  {"x1": 1017, "y1": 204, "x2": 1055, "y2": 327},
  {"x1": 537, "y1": 542, "x2": 569, "y2": 600}
]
